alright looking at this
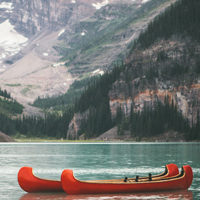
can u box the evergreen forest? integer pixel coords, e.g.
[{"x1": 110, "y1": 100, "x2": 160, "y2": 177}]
[
  {"x1": 0, "y1": 87, "x2": 24, "y2": 115},
  {"x1": 0, "y1": 0, "x2": 200, "y2": 141},
  {"x1": 32, "y1": 76, "x2": 100, "y2": 110},
  {"x1": 130, "y1": 0, "x2": 200, "y2": 51},
  {"x1": 0, "y1": 87, "x2": 11, "y2": 99}
]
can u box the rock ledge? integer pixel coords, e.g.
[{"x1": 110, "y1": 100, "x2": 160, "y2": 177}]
[{"x1": 0, "y1": 131, "x2": 16, "y2": 142}]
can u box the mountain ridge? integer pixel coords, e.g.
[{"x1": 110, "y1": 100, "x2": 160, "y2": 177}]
[{"x1": 0, "y1": 0, "x2": 176, "y2": 111}]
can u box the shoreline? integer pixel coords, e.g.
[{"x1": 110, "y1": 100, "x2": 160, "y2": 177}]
[{"x1": 13, "y1": 138, "x2": 200, "y2": 143}]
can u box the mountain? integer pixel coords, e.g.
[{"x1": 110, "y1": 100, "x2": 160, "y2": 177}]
[
  {"x1": 2, "y1": 0, "x2": 200, "y2": 141},
  {"x1": 0, "y1": 0, "x2": 176, "y2": 111},
  {"x1": 67, "y1": 0, "x2": 200, "y2": 141}
]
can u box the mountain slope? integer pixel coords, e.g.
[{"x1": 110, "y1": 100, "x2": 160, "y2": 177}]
[
  {"x1": 0, "y1": 0, "x2": 176, "y2": 110},
  {"x1": 1, "y1": 0, "x2": 200, "y2": 141},
  {"x1": 58, "y1": 0, "x2": 177, "y2": 76},
  {"x1": 67, "y1": 0, "x2": 200, "y2": 141}
]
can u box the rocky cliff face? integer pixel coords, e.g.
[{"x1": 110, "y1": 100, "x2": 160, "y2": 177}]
[
  {"x1": 6, "y1": 0, "x2": 98, "y2": 37},
  {"x1": 108, "y1": 38, "x2": 200, "y2": 125},
  {"x1": 66, "y1": 112, "x2": 83, "y2": 140},
  {"x1": 67, "y1": 110, "x2": 89, "y2": 139},
  {"x1": 67, "y1": 34, "x2": 200, "y2": 140},
  {"x1": 3, "y1": 0, "x2": 145, "y2": 38}
]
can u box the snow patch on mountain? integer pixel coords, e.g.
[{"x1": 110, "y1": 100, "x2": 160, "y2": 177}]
[
  {"x1": 92, "y1": 0, "x2": 109, "y2": 10},
  {"x1": 92, "y1": 69, "x2": 104, "y2": 75},
  {"x1": 0, "y1": 2, "x2": 13, "y2": 10},
  {"x1": 58, "y1": 29, "x2": 65, "y2": 37},
  {"x1": 0, "y1": 19, "x2": 28, "y2": 65},
  {"x1": 142, "y1": 0, "x2": 150, "y2": 3}
]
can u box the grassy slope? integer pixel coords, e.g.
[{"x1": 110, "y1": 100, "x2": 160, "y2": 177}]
[{"x1": 58, "y1": 0, "x2": 175, "y2": 75}]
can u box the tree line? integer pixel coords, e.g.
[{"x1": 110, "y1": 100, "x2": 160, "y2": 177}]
[
  {"x1": 0, "y1": 110, "x2": 74, "y2": 139},
  {"x1": 0, "y1": 87, "x2": 23, "y2": 115},
  {"x1": 0, "y1": 64, "x2": 124, "y2": 139},
  {"x1": 0, "y1": 61, "x2": 199, "y2": 140},
  {"x1": 130, "y1": 0, "x2": 200, "y2": 51},
  {"x1": 0, "y1": 87, "x2": 11, "y2": 99},
  {"x1": 32, "y1": 76, "x2": 100, "y2": 110},
  {"x1": 118, "y1": 97, "x2": 193, "y2": 140}
]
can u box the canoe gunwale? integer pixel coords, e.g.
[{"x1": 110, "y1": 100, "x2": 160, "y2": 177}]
[
  {"x1": 71, "y1": 164, "x2": 173, "y2": 184},
  {"x1": 70, "y1": 167, "x2": 185, "y2": 185},
  {"x1": 30, "y1": 167, "x2": 60, "y2": 182}
]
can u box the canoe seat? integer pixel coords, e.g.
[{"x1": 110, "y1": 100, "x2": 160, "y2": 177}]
[
  {"x1": 124, "y1": 177, "x2": 128, "y2": 182},
  {"x1": 149, "y1": 173, "x2": 152, "y2": 181}
]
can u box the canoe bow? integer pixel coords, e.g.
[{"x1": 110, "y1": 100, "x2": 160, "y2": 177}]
[{"x1": 18, "y1": 166, "x2": 63, "y2": 193}]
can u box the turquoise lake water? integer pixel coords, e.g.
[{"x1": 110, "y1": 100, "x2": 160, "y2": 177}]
[{"x1": 0, "y1": 142, "x2": 199, "y2": 199}]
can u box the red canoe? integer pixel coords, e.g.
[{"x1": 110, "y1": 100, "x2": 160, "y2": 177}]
[
  {"x1": 61, "y1": 165, "x2": 193, "y2": 195},
  {"x1": 18, "y1": 166, "x2": 63, "y2": 193},
  {"x1": 18, "y1": 163, "x2": 178, "y2": 193}
]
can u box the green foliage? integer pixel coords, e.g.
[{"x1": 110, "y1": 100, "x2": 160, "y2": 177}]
[
  {"x1": 0, "y1": 87, "x2": 23, "y2": 115},
  {"x1": 10, "y1": 109, "x2": 73, "y2": 138},
  {"x1": 146, "y1": 66, "x2": 158, "y2": 82},
  {"x1": 128, "y1": 97, "x2": 190, "y2": 138},
  {"x1": 77, "y1": 64, "x2": 125, "y2": 139},
  {"x1": 186, "y1": 110, "x2": 200, "y2": 141},
  {"x1": 74, "y1": 64, "x2": 124, "y2": 113},
  {"x1": 80, "y1": 102, "x2": 113, "y2": 139},
  {"x1": 5, "y1": 84, "x2": 21, "y2": 87},
  {"x1": 0, "y1": 64, "x2": 124, "y2": 139},
  {"x1": 195, "y1": 58, "x2": 200, "y2": 74},
  {"x1": 2, "y1": 0, "x2": 200, "y2": 141},
  {"x1": 0, "y1": 87, "x2": 11, "y2": 99},
  {"x1": 130, "y1": 0, "x2": 200, "y2": 51},
  {"x1": 0, "y1": 98, "x2": 24, "y2": 115},
  {"x1": 161, "y1": 61, "x2": 189, "y2": 78},
  {"x1": 157, "y1": 50, "x2": 168, "y2": 61},
  {"x1": 0, "y1": 113, "x2": 16, "y2": 135}
]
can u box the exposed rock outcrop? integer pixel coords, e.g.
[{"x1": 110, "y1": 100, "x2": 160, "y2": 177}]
[
  {"x1": 95, "y1": 126, "x2": 133, "y2": 141},
  {"x1": 108, "y1": 38, "x2": 200, "y2": 125},
  {"x1": 0, "y1": 131, "x2": 16, "y2": 142},
  {"x1": 95, "y1": 128, "x2": 186, "y2": 142},
  {"x1": 66, "y1": 37, "x2": 200, "y2": 139},
  {"x1": 7, "y1": 0, "x2": 98, "y2": 37},
  {"x1": 67, "y1": 111, "x2": 89, "y2": 139},
  {"x1": 67, "y1": 113, "x2": 83, "y2": 140}
]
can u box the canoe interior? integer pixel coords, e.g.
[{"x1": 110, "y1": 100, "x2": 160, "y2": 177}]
[{"x1": 80, "y1": 168, "x2": 184, "y2": 184}]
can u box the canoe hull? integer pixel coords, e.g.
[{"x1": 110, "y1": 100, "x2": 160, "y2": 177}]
[
  {"x1": 61, "y1": 165, "x2": 193, "y2": 195},
  {"x1": 18, "y1": 166, "x2": 63, "y2": 193}
]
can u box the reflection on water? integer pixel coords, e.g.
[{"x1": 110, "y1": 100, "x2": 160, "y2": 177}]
[
  {"x1": 0, "y1": 143, "x2": 199, "y2": 199},
  {"x1": 20, "y1": 190, "x2": 193, "y2": 200}
]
